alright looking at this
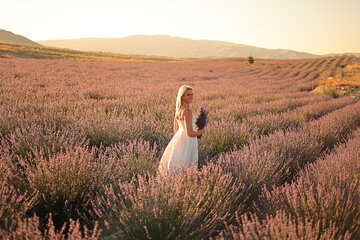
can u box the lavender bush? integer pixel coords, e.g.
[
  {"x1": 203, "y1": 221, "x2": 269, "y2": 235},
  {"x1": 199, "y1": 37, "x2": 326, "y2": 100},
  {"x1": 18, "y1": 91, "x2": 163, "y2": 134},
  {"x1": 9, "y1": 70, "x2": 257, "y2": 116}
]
[
  {"x1": 93, "y1": 163, "x2": 254, "y2": 239},
  {"x1": 256, "y1": 127, "x2": 360, "y2": 239},
  {"x1": 0, "y1": 214, "x2": 100, "y2": 239},
  {"x1": 215, "y1": 210, "x2": 352, "y2": 240}
]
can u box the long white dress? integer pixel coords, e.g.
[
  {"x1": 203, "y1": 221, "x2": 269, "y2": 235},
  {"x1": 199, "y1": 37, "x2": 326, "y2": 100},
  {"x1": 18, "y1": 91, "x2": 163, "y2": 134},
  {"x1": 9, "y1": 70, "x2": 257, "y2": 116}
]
[{"x1": 158, "y1": 113, "x2": 199, "y2": 176}]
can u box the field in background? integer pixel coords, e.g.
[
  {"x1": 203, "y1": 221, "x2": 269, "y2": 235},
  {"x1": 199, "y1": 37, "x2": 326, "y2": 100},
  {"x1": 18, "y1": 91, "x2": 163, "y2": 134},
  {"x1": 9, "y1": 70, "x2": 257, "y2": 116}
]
[
  {"x1": 1, "y1": 55, "x2": 360, "y2": 239},
  {"x1": 0, "y1": 42, "x2": 185, "y2": 62}
]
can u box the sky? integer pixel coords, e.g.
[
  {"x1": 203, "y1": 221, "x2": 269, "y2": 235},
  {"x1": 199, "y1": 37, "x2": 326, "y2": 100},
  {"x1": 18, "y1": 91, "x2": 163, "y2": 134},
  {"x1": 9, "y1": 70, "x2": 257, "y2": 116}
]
[{"x1": 1, "y1": 0, "x2": 359, "y2": 55}]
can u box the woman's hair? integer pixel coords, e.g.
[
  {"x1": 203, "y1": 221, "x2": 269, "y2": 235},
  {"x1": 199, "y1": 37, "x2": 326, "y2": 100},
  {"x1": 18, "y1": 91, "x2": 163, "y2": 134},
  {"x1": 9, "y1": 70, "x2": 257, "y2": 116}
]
[{"x1": 175, "y1": 85, "x2": 193, "y2": 120}]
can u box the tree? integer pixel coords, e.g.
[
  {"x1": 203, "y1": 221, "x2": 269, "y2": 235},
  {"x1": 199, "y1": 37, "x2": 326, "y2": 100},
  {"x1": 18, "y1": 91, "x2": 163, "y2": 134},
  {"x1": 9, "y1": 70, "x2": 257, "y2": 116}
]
[{"x1": 247, "y1": 55, "x2": 254, "y2": 64}]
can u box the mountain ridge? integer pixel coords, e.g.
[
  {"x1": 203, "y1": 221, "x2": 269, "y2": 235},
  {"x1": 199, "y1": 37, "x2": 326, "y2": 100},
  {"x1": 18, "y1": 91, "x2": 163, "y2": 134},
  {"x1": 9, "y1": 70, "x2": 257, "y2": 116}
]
[
  {"x1": 37, "y1": 35, "x2": 319, "y2": 59},
  {"x1": 1, "y1": 29, "x2": 359, "y2": 59}
]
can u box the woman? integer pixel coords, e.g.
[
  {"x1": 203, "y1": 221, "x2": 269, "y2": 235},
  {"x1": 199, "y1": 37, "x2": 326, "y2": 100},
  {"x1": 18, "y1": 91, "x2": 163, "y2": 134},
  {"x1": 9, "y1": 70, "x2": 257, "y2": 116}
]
[{"x1": 157, "y1": 85, "x2": 205, "y2": 176}]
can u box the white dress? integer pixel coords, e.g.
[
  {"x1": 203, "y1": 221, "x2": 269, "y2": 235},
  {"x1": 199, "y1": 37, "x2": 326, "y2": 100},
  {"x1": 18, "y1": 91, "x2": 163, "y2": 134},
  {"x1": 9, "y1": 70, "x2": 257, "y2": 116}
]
[{"x1": 158, "y1": 113, "x2": 199, "y2": 176}]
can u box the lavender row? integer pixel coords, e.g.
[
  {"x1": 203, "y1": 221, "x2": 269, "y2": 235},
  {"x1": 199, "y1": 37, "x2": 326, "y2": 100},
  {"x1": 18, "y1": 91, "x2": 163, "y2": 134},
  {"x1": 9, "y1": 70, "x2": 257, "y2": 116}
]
[
  {"x1": 218, "y1": 101, "x2": 360, "y2": 190},
  {"x1": 199, "y1": 97, "x2": 356, "y2": 162},
  {"x1": 244, "y1": 96, "x2": 356, "y2": 135},
  {"x1": 216, "y1": 127, "x2": 360, "y2": 239}
]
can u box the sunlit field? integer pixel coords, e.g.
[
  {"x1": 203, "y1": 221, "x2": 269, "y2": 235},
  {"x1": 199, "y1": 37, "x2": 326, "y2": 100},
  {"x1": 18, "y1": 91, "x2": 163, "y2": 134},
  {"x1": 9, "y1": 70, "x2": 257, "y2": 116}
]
[{"x1": 1, "y1": 55, "x2": 360, "y2": 239}]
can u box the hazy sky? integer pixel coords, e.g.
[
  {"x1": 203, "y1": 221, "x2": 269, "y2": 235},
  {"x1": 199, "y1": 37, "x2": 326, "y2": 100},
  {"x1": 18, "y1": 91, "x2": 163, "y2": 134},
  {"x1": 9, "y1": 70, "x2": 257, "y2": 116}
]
[{"x1": 1, "y1": 0, "x2": 359, "y2": 54}]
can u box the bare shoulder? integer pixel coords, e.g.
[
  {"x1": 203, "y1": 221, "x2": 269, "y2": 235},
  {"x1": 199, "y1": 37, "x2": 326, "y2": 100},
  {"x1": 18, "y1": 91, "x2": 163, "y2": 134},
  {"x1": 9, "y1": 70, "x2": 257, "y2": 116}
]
[{"x1": 183, "y1": 108, "x2": 192, "y2": 118}]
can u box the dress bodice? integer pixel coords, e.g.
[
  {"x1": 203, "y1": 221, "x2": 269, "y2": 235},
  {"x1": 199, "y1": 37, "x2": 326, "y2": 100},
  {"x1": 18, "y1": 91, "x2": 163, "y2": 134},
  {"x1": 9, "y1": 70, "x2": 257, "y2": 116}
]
[{"x1": 177, "y1": 114, "x2": 197, "y2": 132}]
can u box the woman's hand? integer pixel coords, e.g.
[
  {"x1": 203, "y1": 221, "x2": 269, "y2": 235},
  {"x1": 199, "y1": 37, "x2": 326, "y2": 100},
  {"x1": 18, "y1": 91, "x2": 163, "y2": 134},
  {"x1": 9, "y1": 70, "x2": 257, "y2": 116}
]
[{"x1": 197, "y1": 128, "x2": 205, "y2": 135}]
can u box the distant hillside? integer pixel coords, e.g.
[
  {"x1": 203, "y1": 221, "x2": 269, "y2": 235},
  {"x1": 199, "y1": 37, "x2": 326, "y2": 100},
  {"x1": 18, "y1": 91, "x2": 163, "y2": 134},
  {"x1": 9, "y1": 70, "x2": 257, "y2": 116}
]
[
  {"x1": 0, "y1": 29, "x2": 41, "y2": 47},
  {"x1": 38, "y1": 35, "x2": 319, "y2": 59}
]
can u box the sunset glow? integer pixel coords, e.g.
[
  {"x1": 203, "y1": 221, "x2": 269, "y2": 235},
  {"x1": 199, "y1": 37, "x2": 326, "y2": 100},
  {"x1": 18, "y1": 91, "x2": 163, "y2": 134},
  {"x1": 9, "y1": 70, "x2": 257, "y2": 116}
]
[{"x1": 1, "y1": 1, "x2": 360, "y2": 55}]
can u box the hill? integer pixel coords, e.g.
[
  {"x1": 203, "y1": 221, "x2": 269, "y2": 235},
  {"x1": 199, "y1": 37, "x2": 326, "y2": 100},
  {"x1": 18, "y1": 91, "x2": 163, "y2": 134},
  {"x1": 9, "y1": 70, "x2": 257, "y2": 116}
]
[
  {"x1": 0, "y1": 29, "x2": 41, "y2": 47},
  {"x1": 38, "y1": 35, "x2": 319, "y2": 59}
]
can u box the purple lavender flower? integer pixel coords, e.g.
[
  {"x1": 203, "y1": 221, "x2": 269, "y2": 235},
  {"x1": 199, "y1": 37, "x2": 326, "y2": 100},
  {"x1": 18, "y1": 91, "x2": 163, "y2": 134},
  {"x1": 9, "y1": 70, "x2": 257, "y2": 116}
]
[{"x1": 195, "y1": 107, "x2": 209, "y2": 139}]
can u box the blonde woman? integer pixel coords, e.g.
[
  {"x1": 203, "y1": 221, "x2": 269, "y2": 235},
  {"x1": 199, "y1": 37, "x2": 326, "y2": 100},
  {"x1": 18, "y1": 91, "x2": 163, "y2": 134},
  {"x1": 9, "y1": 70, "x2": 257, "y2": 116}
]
[{"x1": 158, "y1": 85, "x2": 205, "y2": 176}]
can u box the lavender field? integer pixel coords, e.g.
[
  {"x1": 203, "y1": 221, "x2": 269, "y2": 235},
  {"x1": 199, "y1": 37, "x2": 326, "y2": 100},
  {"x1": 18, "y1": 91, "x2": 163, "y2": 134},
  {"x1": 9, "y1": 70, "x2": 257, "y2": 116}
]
[{"x1": 0, "y1": 55, "x2": 360, "y2": 239}]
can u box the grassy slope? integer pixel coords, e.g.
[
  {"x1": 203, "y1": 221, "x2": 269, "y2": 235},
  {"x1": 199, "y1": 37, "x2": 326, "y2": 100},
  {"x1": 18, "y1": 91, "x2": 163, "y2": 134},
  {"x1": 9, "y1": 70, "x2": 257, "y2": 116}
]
[
  {"x1": 312, "y1": 61, "x2": 360, "y2": 98},
  {"x1": 0, "y1": 42, "x2": 189, "y2": 62}
]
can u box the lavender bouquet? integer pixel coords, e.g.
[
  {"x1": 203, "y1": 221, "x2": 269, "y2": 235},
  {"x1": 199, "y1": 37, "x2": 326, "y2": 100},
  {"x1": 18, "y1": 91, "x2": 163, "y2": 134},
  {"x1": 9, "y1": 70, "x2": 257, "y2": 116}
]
[{"x1": 195, "y1": 107, "x2": 209, "y2": 139}]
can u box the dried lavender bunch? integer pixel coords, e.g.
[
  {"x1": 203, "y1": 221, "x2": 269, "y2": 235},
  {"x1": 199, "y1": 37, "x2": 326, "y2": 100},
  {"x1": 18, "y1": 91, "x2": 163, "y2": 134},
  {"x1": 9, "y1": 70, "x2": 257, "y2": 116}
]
[{"x1": 196, "y1": 107, "x2": 209, "y2": 139}]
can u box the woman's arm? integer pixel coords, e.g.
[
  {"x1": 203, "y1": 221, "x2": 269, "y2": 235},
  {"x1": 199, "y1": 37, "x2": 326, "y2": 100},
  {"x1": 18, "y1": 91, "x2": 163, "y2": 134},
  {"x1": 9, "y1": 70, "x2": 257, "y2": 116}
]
[
  {"x1": 184, "y1": 109, "x2": 203, "y2": 137},
  {"x1": 173, "y1": 116, "x2": 179, "y2": 134}
]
